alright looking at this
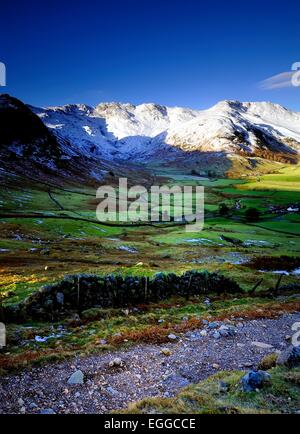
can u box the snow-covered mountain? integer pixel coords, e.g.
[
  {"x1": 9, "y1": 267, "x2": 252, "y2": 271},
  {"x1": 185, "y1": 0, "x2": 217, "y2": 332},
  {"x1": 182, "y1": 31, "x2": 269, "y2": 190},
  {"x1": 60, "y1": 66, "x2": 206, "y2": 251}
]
[
  {"x1": 1, "y1": 93, "x2": 300, "y2": 179},
  {"x1": 30, "y1": 102, "x2": 199, "y2": 160},
  {"x1": 30, "y1": 99, "x2": 300, "y2": 162}
]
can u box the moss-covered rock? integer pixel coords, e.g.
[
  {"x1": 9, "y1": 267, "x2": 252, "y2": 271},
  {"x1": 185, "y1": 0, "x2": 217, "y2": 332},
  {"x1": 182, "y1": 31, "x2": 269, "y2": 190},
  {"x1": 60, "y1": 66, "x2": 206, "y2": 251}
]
[{"x1": 258, "y1": 352, "x2": 278, "y2": 370}]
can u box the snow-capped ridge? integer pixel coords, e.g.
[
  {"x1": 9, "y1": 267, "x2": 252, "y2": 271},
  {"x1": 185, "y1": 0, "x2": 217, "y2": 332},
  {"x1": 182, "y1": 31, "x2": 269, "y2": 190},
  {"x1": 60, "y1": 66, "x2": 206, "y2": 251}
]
[{"x1": 29, "y1": 97, "x2": 300, "y2": 161}]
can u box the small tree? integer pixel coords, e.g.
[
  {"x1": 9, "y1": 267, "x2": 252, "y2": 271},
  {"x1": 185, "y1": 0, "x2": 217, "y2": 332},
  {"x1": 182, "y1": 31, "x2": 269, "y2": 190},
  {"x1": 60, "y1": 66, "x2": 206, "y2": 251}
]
[
  {"x1": 219, "y1": 203, "x2": 230, "y2": 216},
  {"x1": 245, "y1": 207, "x2": 260, "y2": 222}
]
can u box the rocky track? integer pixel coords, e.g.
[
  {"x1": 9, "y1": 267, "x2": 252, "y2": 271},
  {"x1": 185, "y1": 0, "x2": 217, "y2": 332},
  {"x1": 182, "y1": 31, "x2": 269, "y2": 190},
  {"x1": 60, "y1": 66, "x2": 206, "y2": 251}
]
[{"x1": 0, "y1": 312, "x2": 299, "y2": 414}]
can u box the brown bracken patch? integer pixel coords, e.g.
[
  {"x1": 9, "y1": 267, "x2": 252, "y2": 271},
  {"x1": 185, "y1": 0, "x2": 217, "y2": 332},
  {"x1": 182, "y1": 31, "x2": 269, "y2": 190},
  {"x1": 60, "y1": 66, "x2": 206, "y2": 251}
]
[{"x1": 110, "y1": 301, "x2": 300, "y2": 345}]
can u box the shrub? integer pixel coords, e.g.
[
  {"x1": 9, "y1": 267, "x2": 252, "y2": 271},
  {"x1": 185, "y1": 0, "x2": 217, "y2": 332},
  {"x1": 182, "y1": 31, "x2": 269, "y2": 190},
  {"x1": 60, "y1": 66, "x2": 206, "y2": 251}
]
[
  {"x1": 219, "y1": 203, "x2": 230, "y2": 216},
  {"x1": 245, "y1": 207, "x2": 260, "y2": 222}
]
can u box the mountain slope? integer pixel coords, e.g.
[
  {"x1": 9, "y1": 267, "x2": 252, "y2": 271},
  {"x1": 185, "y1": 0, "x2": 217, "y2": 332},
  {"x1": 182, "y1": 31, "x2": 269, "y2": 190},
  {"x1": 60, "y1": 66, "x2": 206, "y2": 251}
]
[
  {"x1": 165, "y1": 100, "x2": 300, "y2": 154},
  {"x1": 0, "y1": 94, "x2": 62, "y2": 166},
  {"x1": 32, "y1": 99, "x2": 300, "y2": 164},
  {"x1": 1, "y1": 93, "x2": 300, "y2": 178},
  {"x1": 0, "y1": 94, "x2": 124, "y2": 184}
]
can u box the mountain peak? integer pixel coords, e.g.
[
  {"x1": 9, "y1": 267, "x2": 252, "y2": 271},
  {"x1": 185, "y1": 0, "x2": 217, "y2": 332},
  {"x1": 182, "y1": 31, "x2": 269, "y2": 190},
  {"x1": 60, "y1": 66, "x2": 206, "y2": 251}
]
[
  {"x1": 3, "y1": 94, "x2": 300, "y2": 168},
  {"x1": 46, "y1": 103, "x2": 94, "y2": 115}
]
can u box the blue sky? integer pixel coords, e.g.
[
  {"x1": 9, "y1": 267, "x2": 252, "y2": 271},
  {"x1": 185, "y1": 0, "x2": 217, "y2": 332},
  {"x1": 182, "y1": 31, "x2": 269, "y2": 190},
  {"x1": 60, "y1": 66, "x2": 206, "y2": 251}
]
[{"x1": 1, "y1": 0, "x2": 300, "y2": 110}]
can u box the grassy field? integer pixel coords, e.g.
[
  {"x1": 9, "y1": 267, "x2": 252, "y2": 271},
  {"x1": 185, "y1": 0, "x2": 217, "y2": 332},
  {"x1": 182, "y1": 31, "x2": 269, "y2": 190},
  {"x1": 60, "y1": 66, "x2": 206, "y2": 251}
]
[
  {"x1": 0, "y1": 165, "x2": 300, "y2": 379},
  {"x1": 1, "y1": 166, "x2": 300, "y2": 303},
  {"x1": 239, "y1": 165, "x2": 300, "y2": 192}
]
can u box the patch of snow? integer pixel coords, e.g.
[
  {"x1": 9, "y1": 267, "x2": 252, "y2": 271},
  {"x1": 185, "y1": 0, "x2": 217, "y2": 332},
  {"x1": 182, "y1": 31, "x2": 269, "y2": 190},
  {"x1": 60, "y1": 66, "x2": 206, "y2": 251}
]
[
  {"x1": 244, "y1": 240, "x2": 273, "y2": 247},
  {"x1": 91, "y1": 225, "x2": 107, "y2": 232},
  {"x1": 118, "y1": 245, "x2": 138, "y2": 253},
  {"x1": 34, "y1": 331, "x2": 67, "y2": 343},
  {"x1": 259, "y1": 270, "x2": 291, "y2": 275},
  {"x1": 184, "y1": 238, "x2": 216, "y2": 245}
]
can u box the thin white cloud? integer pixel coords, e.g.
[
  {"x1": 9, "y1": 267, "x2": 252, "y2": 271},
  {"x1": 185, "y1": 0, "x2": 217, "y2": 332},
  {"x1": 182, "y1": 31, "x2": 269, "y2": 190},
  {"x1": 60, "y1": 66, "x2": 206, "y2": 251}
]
[{"x1": 259, "y1": 71, "x2": 294, "y2": 90}]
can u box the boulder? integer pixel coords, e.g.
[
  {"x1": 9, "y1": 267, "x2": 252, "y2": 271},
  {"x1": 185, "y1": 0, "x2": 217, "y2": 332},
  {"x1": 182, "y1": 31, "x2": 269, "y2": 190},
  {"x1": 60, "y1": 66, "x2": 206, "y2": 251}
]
[
  {"x1": 251, "y1": 341, "x2": 273, "y2": 349},
  {"x1": 109, "y1": 357, "x2": 124, "y2": 368},
  {"x1": 212, "y1": 331, "x2": 221, "y2": 339},
  {"x1": 56, "y1": 292, "x2": 64, "y2": 305},
  {"x1": 161, "y1": 348, "x2": 171, "y2": 356},
  {"x1": 208, "y1": 321, "x2": 219, "y2": 329},
  {"x1": 40, "y1": 408, "x2": 56, "y2": 414},
  {"x1": 67, "y1": 370, "x2": 84, "y2": 385},
  {"x1": 106, "y1": 386, "x2": 119, "y2": 396},
  {"x1": 219, "y1": 381, "x2": 229, "y2": 393},
  {"x1": 258, "y1": 352, "x2": 278, "y2": 370},
  {"x1": 218, "y1": 325, "x2": 237, "y2": 337},
  {"x1": 162, "y1": 374, "x2": 190, "y2": 390},
  {"x1": 241, "y1": 370, "x2": 271, "y2": 392},
  {"x1": 277, "y1": 345, "x2": 300, "y2": 368}
]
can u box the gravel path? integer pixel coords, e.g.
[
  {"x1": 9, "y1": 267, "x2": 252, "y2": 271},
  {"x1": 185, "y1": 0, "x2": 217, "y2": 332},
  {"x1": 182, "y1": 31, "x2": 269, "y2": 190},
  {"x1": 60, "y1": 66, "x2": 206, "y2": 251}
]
[{"x1": 0, "y1": 312, "x2": 299, "y2": 414}]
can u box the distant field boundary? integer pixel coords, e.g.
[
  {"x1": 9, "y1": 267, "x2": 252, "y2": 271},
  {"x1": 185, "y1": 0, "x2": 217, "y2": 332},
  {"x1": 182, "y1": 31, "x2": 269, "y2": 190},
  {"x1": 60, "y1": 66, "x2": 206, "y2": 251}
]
[
  {"x1": 0, "y1": 212, "x2": 186, "y2": 229},
  {"x1": 245, "y1": 222, "x2": 300, "y2": 236}
]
